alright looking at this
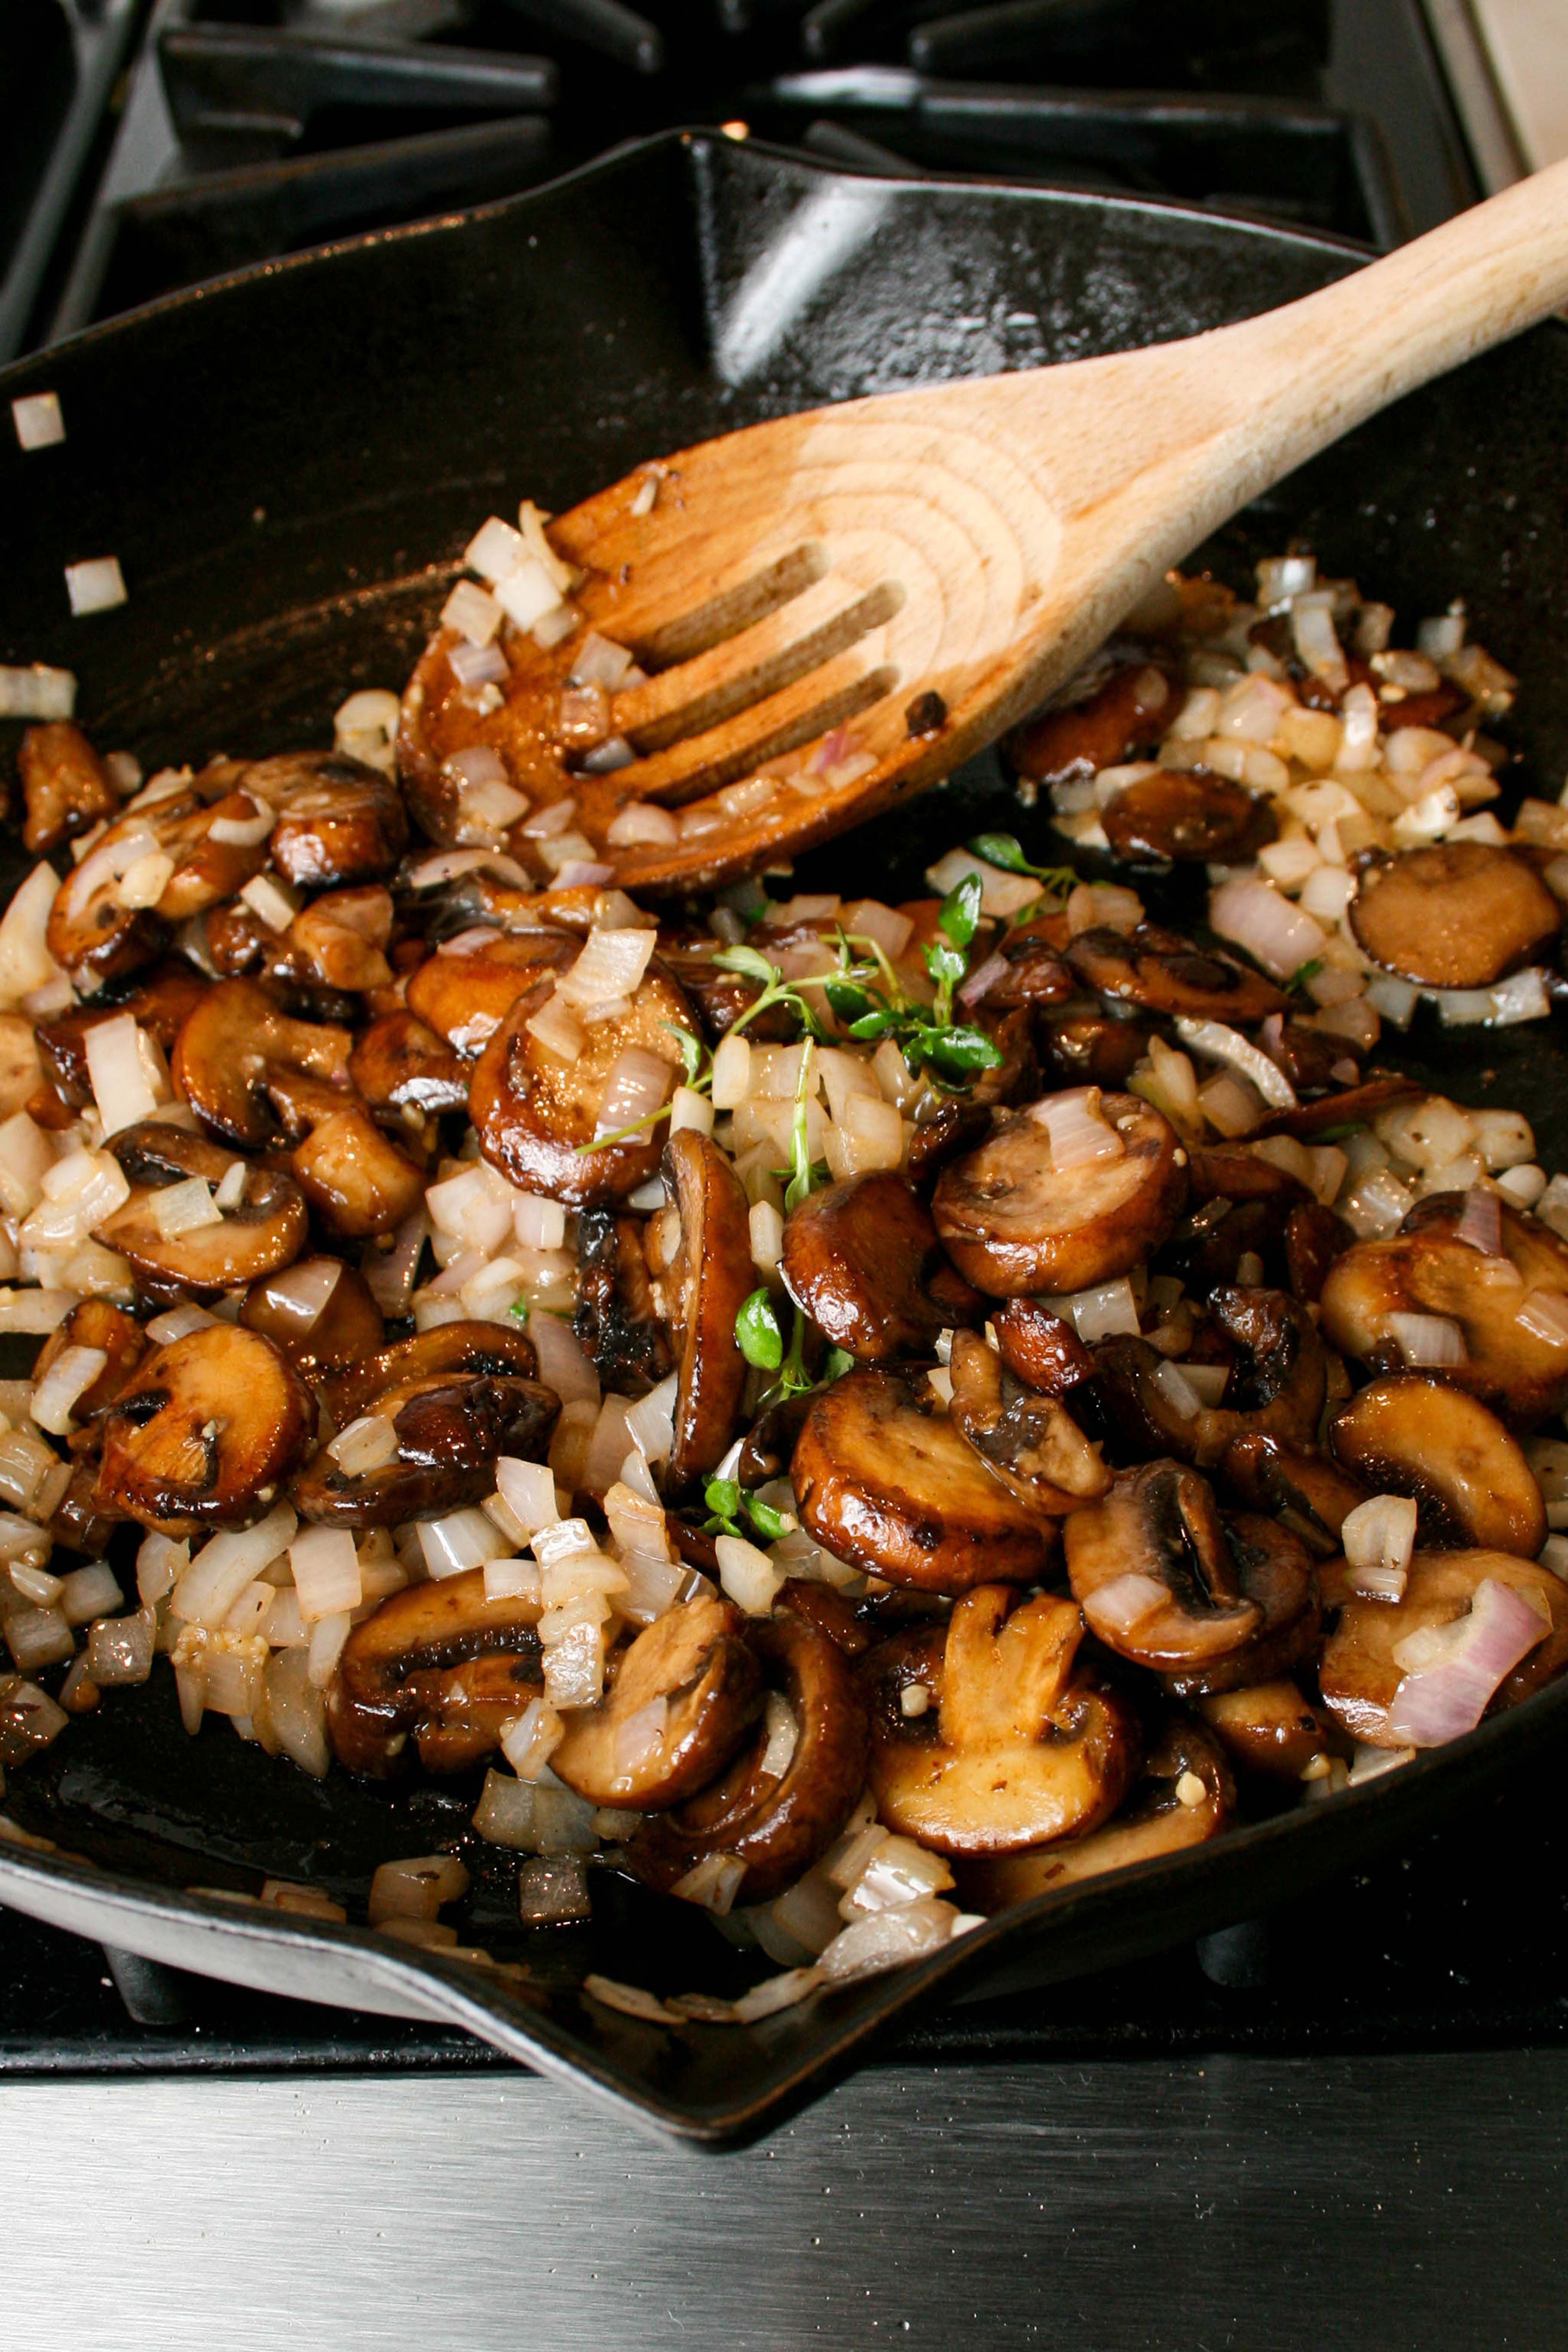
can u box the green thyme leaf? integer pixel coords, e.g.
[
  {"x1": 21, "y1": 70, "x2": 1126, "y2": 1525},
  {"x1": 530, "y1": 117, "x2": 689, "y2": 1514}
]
[
  {"x1": 923, "y1": 937, "x2": 967, "y2": 991},
  {"x1": 822, "y1": 1346, "x2": 855, "y2": 1384},
  {"x1": 714, "y1": 943, "x2": 779, "y2": 987},
  {"x1": 736, "y1": 1287, "x2": 785, "y2": 1370},
  {"x1": 938, "y1": 873, "x2": 983, "y2": 951},
  {"x1": 1287, "y1": 957, "x2": 1325, "y2": 994},
  {"x1": 743, "y1": 1494, "x2": 793, "y2": 1543},
  {"x1": 920, "y1": 1025, "x2": 1006, "y2": 1079}
]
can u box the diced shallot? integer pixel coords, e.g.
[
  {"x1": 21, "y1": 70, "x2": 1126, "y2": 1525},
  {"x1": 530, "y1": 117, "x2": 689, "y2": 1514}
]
[
  {"x1": 594, "y1": 1047, "x2": 673, "y2": 1140},
  {"x1": 1387, "y1": 1578, "x2": 1550, "y2": 1746},
  {"x1": 1342, "y1": 1494, "x2": 1418, "y2": 1601},
  {"x1": 1386, "y1": 1311, "x2": 1468, "y2": 1368},
  {"x1": 1080, "y1": 1571, "x2": 1170, "y2": 1641},
  {"x1": 1029, "y1": 1087, "x2": 1125, "y2": 1169}
]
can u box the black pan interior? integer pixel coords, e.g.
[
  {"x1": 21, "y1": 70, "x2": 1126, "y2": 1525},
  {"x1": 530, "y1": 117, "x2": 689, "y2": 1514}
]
[{"x1": 3, "y1": 131, "x2": 1568, "y2": 2138}]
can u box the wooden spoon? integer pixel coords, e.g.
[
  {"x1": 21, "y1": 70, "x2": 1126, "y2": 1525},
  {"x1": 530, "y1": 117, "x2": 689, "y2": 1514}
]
[{"x1": 406, "y1": 159, "x2": 1568, "y2": 893}]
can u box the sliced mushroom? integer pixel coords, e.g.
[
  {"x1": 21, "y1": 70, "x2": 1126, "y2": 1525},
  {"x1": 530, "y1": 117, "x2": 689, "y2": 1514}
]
[
  {"x1": 1102, "y1": 770, "x2": 1275, "y2": 864},
  {"x1": 645, "y1": 1131, "x2": 753, "y2": 1489},
  {"x1": 628, "y1": 1611, "x2": 870, "y2": 1904},
  {"x1": 282, "y1": 1094, "x2": 426, "y2": 1240},
  {"x1": 1256, "y1": 1074, "x2": 1421, "y2": 1143},
  {"x1": 1329, "y1": 1374, "x2": 1546, "y2": 1556},
  {"x1": 48, "y1": 1461, "x2": 128, "y2": 1558},
  {"x1": 33, "y1": 1299, "x2": 147, "y2": 1442},
  {"x1": 903, "y1": 1097, "x2": 992, "y2": 1184},
  {"x1": 549, "y1": 1596, "x2": 762, "y2": 1808},
  {"x1": 1065, "y1": 925, "x2": 1288, "y2": 1023},
  {"x1": 96, "y1": 1324, "x2": 313, "y2": 1534},
  {"x1": 18, "y1": 722, "x2": 120, "y2": 854},
  {"x1": 240, "y1": 750, "x2": 408, "y2": 889},
  {"x1": 948, "y1": 1329, "x2": 1111, "y2": 1513},
  {"x1": 1008, "y1": 659, "x2": 1172, "y2": 784},
  {"x1": 1319, "y1": 1549, "x2": 1568, "y2": 1748},
  {"x1": 327, "y1": 1568, "x2": 542, "y2": 1777},
  {"x1": 96, "y1": 1121, "x2": 308, "y2": 1291},
  {"x1": 1285, "y1": 1201, "x2": 1352, "y2": 1304},
  {"x1": 959, "y1": 933, "x2": 1074, "y2": 1014},
  {"x1": 933, "y1": 1090, "x2": 1186, "y2": 1298},
  {"x1": 1064, "y1": 1459, "x2": 1313, "y2": 1676},
  {"x1": 46, "y1": 789, "x2": 270, "y2": 980},
  {"x1": 285, "y1": 886, "x2": 394, "y2": 994},
  {"x1": 990, "y1": 1300, "x2": 1095, "y2": 1396},
  {"x1": 35, "y1": 963, "x2": 208, "y2": 1109},
  {"x1": 781, "y1": 1173, "x2": 984, "y2": 1362},
  {"x1": 1349, "y1": 844, "x2": 1559, "y2": 990},
  {"x1": 1036, "y1": 1010, "x2": 1156, "y2": 1093},
  {"x1": 793, "y1": 1366, "x2": 1058, "y2": 1592},
  {"x1": 470, "y1": 966, "x2": 695, "y2": 1208},
  {"x1": 1184, "y1": 1286, "x2": 1326, "y2": 1467},
  {"x1": 348, "y1": 1010, "x2": 470, "y2": 1118},
  {"x1": 1195, "y1": 1681, "x2": 1333, "y2": 1782},
  {"x1": 957, "y1": 1717, "x2": 1230, "y2": 1908},
  {"x1": 321, "y1": 1320, "x2": 539, "y2": 1427},
  {"x1": 575, "y1": 1210, "x2": 674, "y2": 1397},
  {"x1": 1318, "y1": 1192, "x2": 1568, "y2": 1428},
  {"x1": 406, "y1": 931, "x2": 577, "y2": 1057},
  {"x1": 172, "y1": 977, "x2": 354, "y2": 1149},
  {"x1": 292, "y1": 1372, "x2": 559, "y2": 1526},
  {"x1": 1220, "y1": 1433, "x2": 1370, "y2": 1558},
  {"x1": 240, "y1": 1259, "x2": 385, "y2": 1376},
  {"x1": 861, "y1": 1585, "x2": 1140, "y2": 1856}
]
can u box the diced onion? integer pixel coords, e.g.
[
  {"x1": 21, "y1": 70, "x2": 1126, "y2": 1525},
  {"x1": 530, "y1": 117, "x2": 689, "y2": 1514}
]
[
  {"x1": 29, "y1": 1344, "x2": 107, "y2": 1436},
  {"x1": 172, "y1": 1504, "x2": 298, "y2": 1630},
  {"x1": 1081, "y1": 1571, "x2": 1170, "y2": 1639},
  {"x1": 557, "y1": 925, "x2": 657, "y2": 1012},
  {"x1": 1387, "y1": 1578, "x2": 1550, "y2": 1746},
  {"x1": 1041, "y1": 1277, "x2": 1140, "y2": 1343},
  {"x1": 1343, "y1": 1494, "x2": 1418, "y2": 1601},
  {"x1": 1176, "y1": 1017, "x2": 1298, "y2": 1110},
  {"x1": 1387, "y1": 1311, "x2": 1467, "y2": 1367},
  {"x1": 1516, "y1": 1289, "x2": 1568, "y2": 1348},
  {"x1": 594, "y1": 1046, "x2": 673, "y2": 1140},
  {"x1": 1209, "y1": 876, "x2": 1326, "y2": 981},
  {"x1": 1029, "y1": 1086, "x2": 1126, "y2": 1168}
]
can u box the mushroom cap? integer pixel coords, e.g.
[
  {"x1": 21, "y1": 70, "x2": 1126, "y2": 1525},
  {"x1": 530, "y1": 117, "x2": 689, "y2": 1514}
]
[
  {"x1": 36, "y1": 963, "x2": 208, "y2": 1109},
  {"x1": 327, "y1": 1567, "x2": 543, "y2": 1777},
  {"x1": 1196, "y1": 1679, "x2": 1331, "y2": 1782},
  {"x1": 1065, "y1": 924, "x2": 1288, "y2": 1023},
  {"x1": 1319, "y1": 1191, "x2": 1568, "y2": 1428},
  {"x1": 321, "y1": 1320, "x2": 539, "y2": 1426},
  {"x1": 292, "y1": 1371, "x2": 558, "y2": 1526},
  {"x1": 347, "y1": 1010, "x2": 470, "y2": 1117},
  {"x1": 932, "y1": 1089, "x2": 1187, "y2": 1297},
  {"x1": 657, "y1": 1130, "x2": 754, "y2": 1491},
  {"x1": 1319, "y1": 1549, "x2": 1568, "y2": 1748},
  {"x1": 1348, "y1": 842, "x2": 1559, "y2": 991},
  {"x1": 628, "y1": 1611, "x2": 870, "y2": 1904},
  {"x1": 470, "y1": 965, "x2": 695, "y2": 1207},
  {"x1": 96, "y1": 1323, "x2": 314, "y2": 1534},
  {"x1": 172, "y1": 977, "x2": 354, "y2": 1150},
  {"x1": 947, "y1": 1329, "x2": 1111, "y2": 1514},
  {"x1": 792, "y1": 1366, "x2": 1060, "y2": 1592},
  {"x1": 1219, "y1": 1432, "x2": 1370, "y2": 1559},
  {"x1": 861, "y1": 1585, "x2": 1141, "y2": 1856},
  {"x1": 1329, "y1": 1373, "x2": 1547, "y2": 1556},
  {"x1": 1102, "y1": 769, "x2": 1275, "y2": 864},
  {"x1": 550, "y1": 1595, "x2": 763, "y2": 1809},
  {"x1": 250, "y1": 750, "x2": 408, "y2": 889},
  {"x1": 240, "y1": 1259, "x2": 386, "y2": 1376},
  {"x1": 97, "y1": 1121, "x2": 309, "y2": 1292},
  {"x1": 781, "y1": 1172, "x2": 985, "y2": 1362},
  {"x1": 405, "y1": 930, "x2": 576, "y2": 1057},
  {"x1": 956, "y1": 1715, "x2": 1231, "y2": 1906},
  {"x1": 574, "y1": 1209, "x2": 674, "y2": 1398}
]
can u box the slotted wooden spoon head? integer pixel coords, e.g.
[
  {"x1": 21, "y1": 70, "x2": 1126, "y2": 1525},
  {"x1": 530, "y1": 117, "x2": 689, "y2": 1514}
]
[{"x1": 400, "y1": 158, "x2": 1568, "y2": 895}]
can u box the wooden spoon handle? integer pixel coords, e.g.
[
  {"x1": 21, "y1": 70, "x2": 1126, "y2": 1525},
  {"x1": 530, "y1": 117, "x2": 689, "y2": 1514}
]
[{"x1": 1173, "y1": 153, "x2": 1568, "y2": 510}]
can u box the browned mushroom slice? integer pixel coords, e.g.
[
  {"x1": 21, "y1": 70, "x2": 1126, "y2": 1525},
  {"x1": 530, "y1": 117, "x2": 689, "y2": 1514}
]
[
  {"x1": 1220, "y1": 1433, "x2": 1369, "y2": 1559},
  {"x1": 96, "y1": 1121, "x2": 309, "y2": 1291},
  {"x1": 932, "y1": 1089, "x2": 1186, "y2": 1298},
  {"x1": 952, "y1": 933, "x2": 1074, "y2": 1015},
  {"x1": 1182, "y1": 1286, "x2": 1326, "y2": 1468},
  {"x1": 903, "y1": 1097, "x2": 992, "y2": 1184},
  {"x1": 48, "y1": 1461, "x2": 128, "y2": 1557},
  {"x1": 284, "y1": 886, "x2": 394, "y2": 994},
  {"x1": 1064, "y1": 1459, "x2": 1313, "y2": 1675},
  {"x1": 549, "y1": 1596, "x2": 762, "y2": 1808},
  {"x1": 470, "y1": 967, "x2": 695, "y2": 1208},
  {"x1": 990, "y1": 1300, "x2": 1095, "y2": 1396},
  {"x1": 861, "y1": 1585, "x2": 1140, "y2": 1856},
  {"x1": 282, "y1": 1094, "x2": 426, "y2": 1240},
  {"x1": 1102, "y1": 770, "x2": 1276, "y2": 864},
  {"x1": 1349, "y1": 844, "x2": 1559, "y2": 990},
  {"x1": 1007, "y1": 659, "x2": 1172, "y2": 785},
  {"x1": 406, "y1": 931, "x2": 577, "y2": 1057},
  {"x1": 575, "y1": 1209, "x2": 674, "y2": 1396},
  {"x1": 33, "y1": 1299, "x2": 147, "y2": 1442},
  {"x1": 948, "y1": 1330, "x2": 1111, "y2": 1513},
  {"x1": 1329, "y1": 1375, "x2": 1546, "y2": 1556},
  {"x1": 781, "y1": 1172, "x2": 985, "y2": 1362},
  {"x1": 96, "y1": 1324, "x2": 313, "y2": 1534},
  {"x1": 292, "y1": 1372, "x2": 558, "y2": 1526},
  {"x1": 36, "y1": 964, "x2": 209, "y2": 1109},
  {"x1": 46, "y1": 790, "x2": 270, "y2": 981},
  {"x1": 327, "y1": 1567, "x2": 542, "y2": 1776},
  {"x1": 1285, "y1": 1201, "x2": 1352, "y2": 1304},
  {"x1": 240, "y1": 1259, "x2": 385, "y2": 1376},
  {"x1": 792, "y1": 1367, "x2": 1058, "y2": 1592},
  {"x1": 957, "y1": 1717, "x2": 1229, "y2": 1908},
  {"x1": 1065, "y1": 925, "x2": 1288, "y2": 1023},
  {"x1": 1037, "y1": 1010, "x2": 1155, "y2": 1093},
  {"x1": 172, "y1": 977, "x2": 354, "y2": 1149},
  {"x1": 1195, "y1": 1681, "x2": 1333, "y2": 1782},
  {"x1": 733, "y1": 1393, "x2": 814, "y2": 1487},
  {"x1": 18, "y1": 722, "x2": 120, "y2": 853},
  {"x1": 1319, "y1": 1549, "x2": 1568, "y2": 1748},
  {"x1": 1318, "y1": 1192, "x2": 1568, "y2": 1429},
  {"x1": 348, "y1": 1011, "x2": 470, "y2": 1118},
  {"x1": 647, "y1": 1131, "x2": 754, "y2": 1488},
  {"x1": 628, "y1": 1612, "x2": 870, "y2": 1905},
  {"x1": 321, "y1": 1320, "x2": 539, "y2": 1426},
  {"x1": 1255, "y1": 1074, "x2": 1422, "y2": 1143},
  {"x1": 241, "y1": 750, "x2": 408, "y2": 889},
  {"x1": 776, "y1": 1575, "x2": 876, "y2": 1657}
]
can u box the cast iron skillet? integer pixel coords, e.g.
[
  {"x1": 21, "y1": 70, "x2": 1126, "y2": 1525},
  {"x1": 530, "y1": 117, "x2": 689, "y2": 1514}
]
[{"x1": 2, "y1": 131, "x2": 1568, "y2": 2147}]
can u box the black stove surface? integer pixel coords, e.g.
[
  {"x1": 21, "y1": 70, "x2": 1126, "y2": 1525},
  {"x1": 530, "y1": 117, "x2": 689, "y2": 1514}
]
[{"x1": 2, "y1": 0, "x2": 1478, "y2": 361}]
